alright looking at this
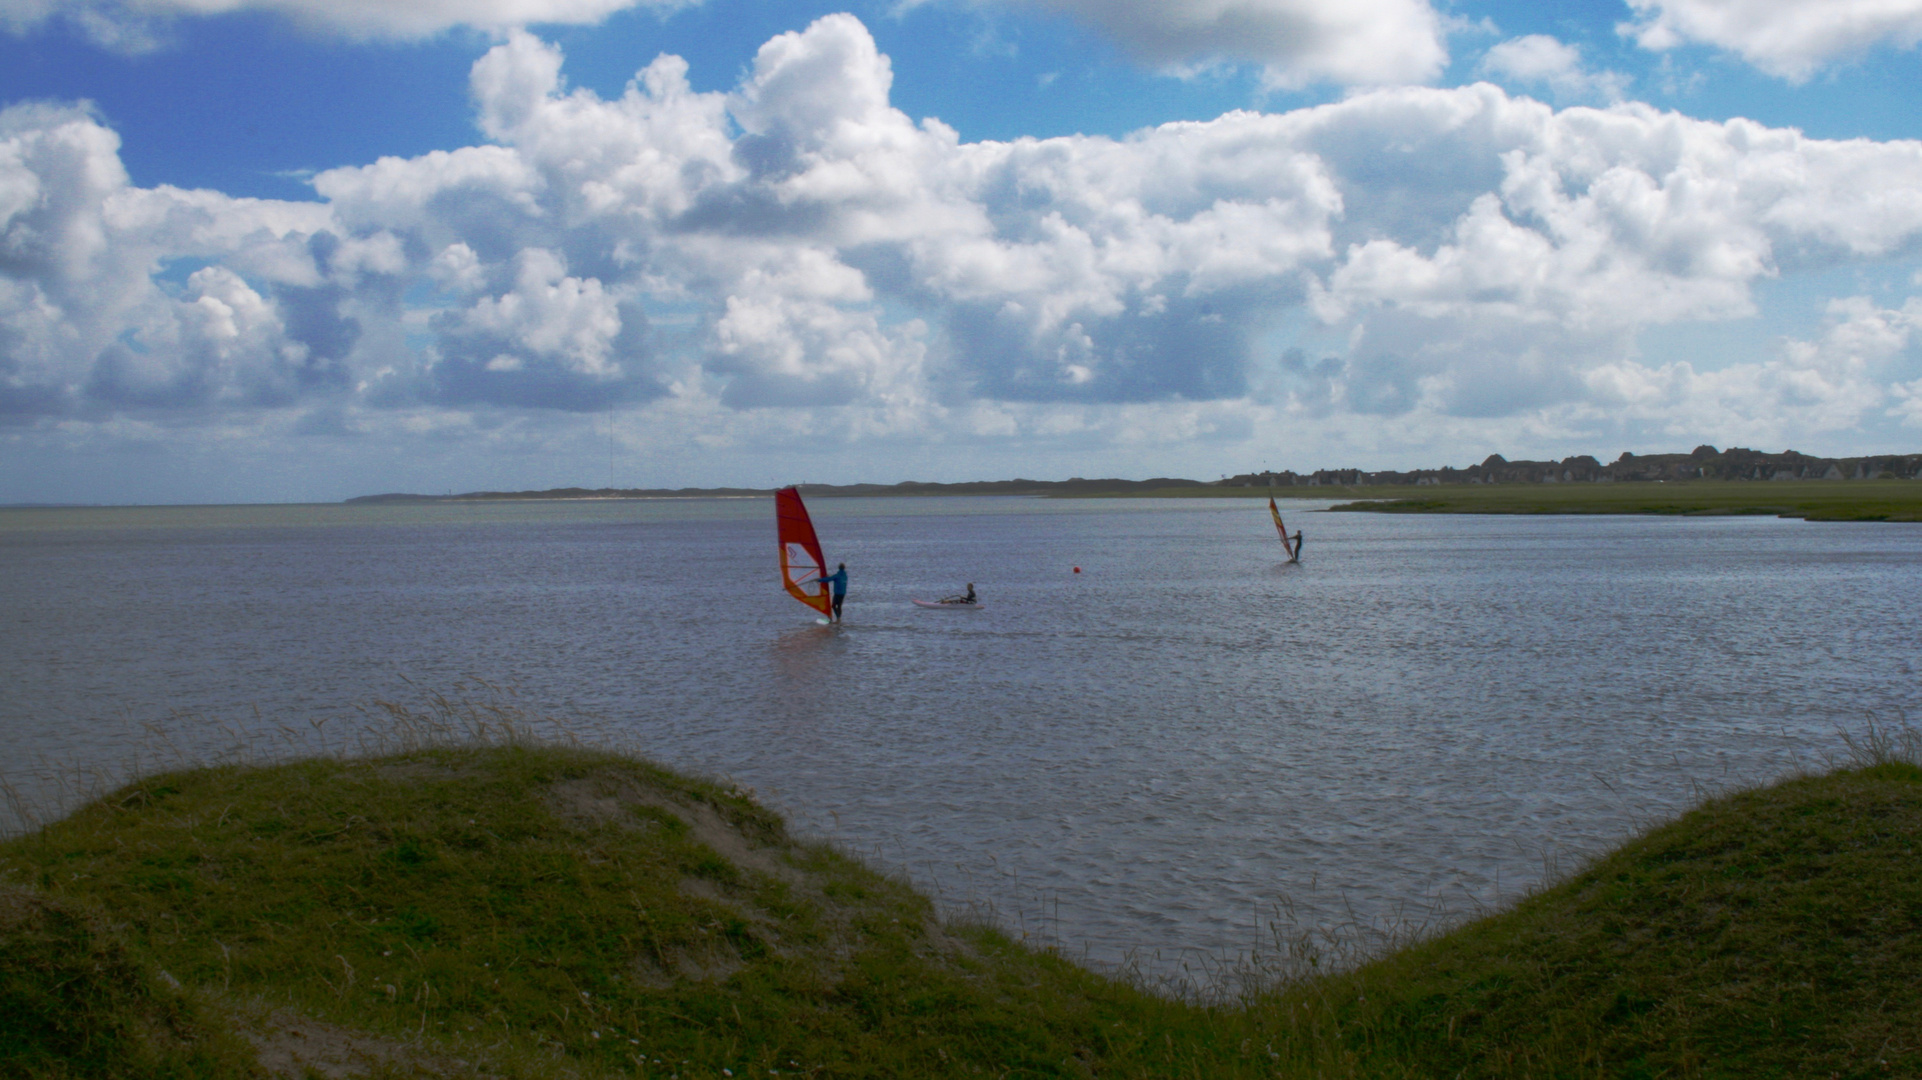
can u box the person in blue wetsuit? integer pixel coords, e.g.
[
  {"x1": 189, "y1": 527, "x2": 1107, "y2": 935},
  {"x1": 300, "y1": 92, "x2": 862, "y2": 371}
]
[{"x1": 814, "y1": 562, "x2": 848, "y2": 621}]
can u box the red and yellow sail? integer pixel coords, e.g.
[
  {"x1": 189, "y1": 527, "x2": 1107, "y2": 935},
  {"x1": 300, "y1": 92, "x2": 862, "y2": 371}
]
[
  {"x1": 775, "y1": 486, "x2": 832, "y2": 615},
  {"x1": 1269, "y1": 495, "x2": 1296, "y2": 558}
]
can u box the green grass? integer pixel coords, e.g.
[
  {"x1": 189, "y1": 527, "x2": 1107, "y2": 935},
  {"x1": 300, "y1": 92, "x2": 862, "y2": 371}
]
[
  {"x1": 1254, "y1": 757, "x2": 1922, "y2": 1077},
  {"x1": 1312, "y1": 479, "x2": 1922, "y2": 521},
  {"x1": 4, "y1": 728, "x2": 1920, "y2": 1078},
  {"x1": 0, "y1": 886, "x2": 259, "y2": 1078},
  {"x1": 0, "y1": 743, "x2": 1238, "y2": 1078}
]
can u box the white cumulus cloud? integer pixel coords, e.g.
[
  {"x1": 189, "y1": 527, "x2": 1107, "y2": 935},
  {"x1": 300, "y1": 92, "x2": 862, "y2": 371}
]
[
  {"x1": 0, "y1": 102, "x2": 330, "y2": 418},
  {"x1": 1580, "y1": 294, "x2": 1922, "y2": 445},
  {"x1": 1479, "y1": 35, "x2": 1630, "y2": 101},
  {"x1": 1623, "y1": 0, "x2": 1922, "y2": 81},
  {"x1": 6, "y1": 14, "x2": 1922, "y2": 484}
]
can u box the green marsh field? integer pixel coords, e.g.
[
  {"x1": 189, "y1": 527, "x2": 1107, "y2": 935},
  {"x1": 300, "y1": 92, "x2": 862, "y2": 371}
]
[{"x1": 1129, "y1": 479, "x2": 1922, "y2": 522}]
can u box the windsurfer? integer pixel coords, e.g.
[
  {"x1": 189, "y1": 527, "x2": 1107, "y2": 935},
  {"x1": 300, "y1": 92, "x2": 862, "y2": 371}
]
[
  {"x1": 1268, "y1": 496, "x2": 1297, "y2": 563},
  {"x1": 942, "y1": 583, "x2": 977, "y2": 605},
  {"x1": 815, "y1": 562, "x2": 849, "y2": 621}
]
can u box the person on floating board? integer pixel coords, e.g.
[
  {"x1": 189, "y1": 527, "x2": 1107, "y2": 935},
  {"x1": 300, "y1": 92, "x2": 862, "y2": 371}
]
[
  {"x1": 813, "y1": 562, "x2": 848, "y2": 622},
  {"x1": 941, "y1": 583, "x2": 977, "y2": 605},
  {"x1": 1290, "y1": 531, "x2": 1303, "y2": 562}
]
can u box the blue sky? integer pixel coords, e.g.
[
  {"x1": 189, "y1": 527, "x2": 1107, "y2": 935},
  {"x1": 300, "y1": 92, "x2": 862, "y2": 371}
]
[{"x1": 3, "y1": 0, "x2": 1921, "y2": 502}]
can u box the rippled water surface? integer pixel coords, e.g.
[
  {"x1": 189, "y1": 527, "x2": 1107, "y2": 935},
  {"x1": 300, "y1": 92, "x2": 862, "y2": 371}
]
[{"x1": 5, "y1": 497, "x2": 1919, "y2": 970}]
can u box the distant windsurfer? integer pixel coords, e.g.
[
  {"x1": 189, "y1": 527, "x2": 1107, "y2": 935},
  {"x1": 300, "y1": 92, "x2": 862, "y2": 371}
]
[
  {"x1": 814, "y1": 562, "x2": 848, "y2": 622},
  {"x1": 941, "y1": 583, "x2": 977, "y2": 605},
  {"x1": 1268, "y1": 496, "x2": 1298, "y2": 563}
]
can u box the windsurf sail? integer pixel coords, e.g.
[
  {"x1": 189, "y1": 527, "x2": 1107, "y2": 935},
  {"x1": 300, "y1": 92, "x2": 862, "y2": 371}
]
[
  {"x1": 776, "y1": 486, "x2": 833, "y2": 616},
  {"x1": 1269, "y1": 496, "x2": 1297, "y2": 559}
]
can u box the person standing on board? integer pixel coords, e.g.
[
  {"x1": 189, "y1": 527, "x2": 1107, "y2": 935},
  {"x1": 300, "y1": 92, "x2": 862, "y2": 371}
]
[
  {"x1": 815, "y1": 562, "x2": 848, "y2": 622},
  {"x1": 1290, "y1": 531, "x2": 1304, "y2": 562}
]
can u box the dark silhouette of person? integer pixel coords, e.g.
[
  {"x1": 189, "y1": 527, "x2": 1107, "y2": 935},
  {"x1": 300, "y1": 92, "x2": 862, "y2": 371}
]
[
  {"x1": 814, "y1": 562, "x2": 848, "y2": 621},
  {"x1": 1290, "y1": 531, "x2": 1304, "y2": 562},
  {"x1": 939, "y1": 583, "x2": 977, "y2": 604}
]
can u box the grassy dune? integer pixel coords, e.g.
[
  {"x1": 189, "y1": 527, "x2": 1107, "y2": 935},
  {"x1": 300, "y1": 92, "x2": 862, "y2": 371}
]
[
  {"x1": 4, "y1": 735, "x2": 1920, "y2": 1078},
  {"x1": 1275, "y1": 756, "x2": 1922, "y2": 1077},
  {"x1": 1313, "y1": 479, "x2": 1922, "y2": 521}
]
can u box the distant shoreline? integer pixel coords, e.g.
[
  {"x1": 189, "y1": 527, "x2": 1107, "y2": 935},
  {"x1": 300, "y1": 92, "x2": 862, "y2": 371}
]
[
  {"x1": 343, "y1": 475, "x2": 1922, "y2": 522},
  {"x1": 344, "y1": 477, "x2": 1212, "y2": 503},
  {"x1": 346, "y1": 447, "x2": 1922, "y2": 508}
]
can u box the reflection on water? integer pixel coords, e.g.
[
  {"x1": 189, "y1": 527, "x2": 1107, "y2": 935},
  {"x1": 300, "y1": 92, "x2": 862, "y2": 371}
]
[{"x1": 4, "y1": 497, "x2": 1920, "y2": 973}]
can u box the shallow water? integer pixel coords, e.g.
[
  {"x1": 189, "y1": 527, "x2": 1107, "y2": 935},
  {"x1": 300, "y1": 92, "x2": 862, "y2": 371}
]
[{"x1": 4, "y1": 497, "x2": 1918, "y2": 973}]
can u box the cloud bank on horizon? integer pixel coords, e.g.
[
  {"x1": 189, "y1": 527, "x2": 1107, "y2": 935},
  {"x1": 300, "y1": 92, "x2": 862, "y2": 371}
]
[{"x1": 2, "y1": 0, "x2": 1922, "y2": 500}]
